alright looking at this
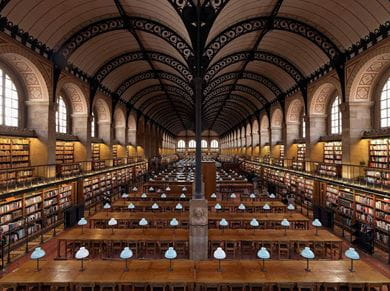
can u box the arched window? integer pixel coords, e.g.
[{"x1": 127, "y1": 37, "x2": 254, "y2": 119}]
[
  {"x1": 211, "y1": 139, "x2": 219, "y2": 148},
  {"x1": 188, "y1": 140, "x2": 196, "y2": 148},
  {"x1": 380, "y1": 77, "x2": 390, "y2": 128},
  {"x1": 0, "y1": 68, "x2": 19, "y2": 127},
  {"x1": 177, "y1": 140, "x2": 185, "y2": 148},
  {"x1": 330, "y1": 96, "x2": 341, "y2": 134},
  {"x1": 201, "y1": 139, "x2": 208, "y2": 148},
  {"x1": 91, "y1": 112, "x2": 97, "y2": 138},
  {"x1": 56, "y1": 96, "x2": 67, "y2": 133},
  {"x1": 301, "y1": 116, "x2": 306, "y2": 138}
]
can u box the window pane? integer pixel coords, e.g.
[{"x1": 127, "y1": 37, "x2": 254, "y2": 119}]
[{"x1": 380, "y1": 78, "x2": 390, "y2": 128}]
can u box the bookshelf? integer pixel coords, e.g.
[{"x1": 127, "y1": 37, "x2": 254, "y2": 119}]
[
  {"x1": 0, "y1": 137, "x2": 33, "y2": 187},
  {"x1": 293, "y1": 144, "x2": 306, "y2": 170},
  {"x1": 0, "y1": 182, "x2": 74, "y2": 246},
  {"x1": 0, "y1": 137, "x2": 30, "y2": 169},
  {"x1": 365, "y1": 138, "x2": 390, "y2": 187},
  {"x1": 55, "y1": 142, "x2": 74, "y2": 164},
  {"x1": 56, "y1": 163, "x2": 81, "y2": 177},
  {"x1": 92, "y1": 143, "x2": 101, "y2": 161},
  {"x1": 318, "y1": 141, "x2": 342, "y2": 177},
  {"x1": 112, "y1": 145, "x2": 119, "y2": 159}
]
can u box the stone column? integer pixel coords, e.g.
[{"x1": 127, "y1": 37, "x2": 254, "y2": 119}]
[
  {"x1": 26, "y1": 100, "x2": 56, "y2": 165},
  {"x1": 307, "y1": 114, "x2": 326, "y2": 162},
  {"x1": 72, "y1": 113, "x2": 91, "y2": 160},
  {"x1": 341, "y1": 102, "x2": 372, "y2": 177}
]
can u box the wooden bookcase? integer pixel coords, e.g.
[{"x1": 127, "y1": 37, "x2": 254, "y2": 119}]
[
  {"x1": 91, "y1": 143, "x2": 101, "y2": 161},
  {"x1": 55, "y1": 142, "x2": 74, "y2": 164},
  {"x1": 318, "y1": 141, "x2": 342, "y2": 177},
  {"x1": 0, "y1": 182, "x2": 74, "y2": 246},
  {"x1": 365, "y1": 138, "x2": 390, "y2": 187},
  {"x1": 293, "y1": 144, "x2": 306, "y2": 170},
  {"x1": 0, "y1": 137, "x2": 33, "y2": 187}
]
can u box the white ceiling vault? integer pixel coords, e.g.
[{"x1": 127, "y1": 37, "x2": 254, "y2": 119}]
[{"x1": 1, "y1": 0, "x2": 389, "y2": 134}]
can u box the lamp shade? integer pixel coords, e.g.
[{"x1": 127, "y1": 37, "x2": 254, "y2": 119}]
[
  {"x1": 213, "y1": 247, "x2": 226, "y2": 260},
  {"x1": 238, "y1": 203, "x2": 246, "y2": 210},
  {"x1": 210, "y1": 193, "x2": 217, "y2": 198},
  {"x1": 149, "y1": 187, "x2": 154, "y2": 191},
  {"x1": 78, "y1": 217, "x2": 87, "y2": 226},
  {"x1": 244, "y1": 178, "x2": 248, "y2": 182},
  {"x1": 175, "y1": 203, "x2": 183, "y2": 210},
  {"x1": 249, "y1": 193, "x2": 256, "y2": 199},
  {"x1": 75, "y1": 247, "x2": 89, "y2": 259},
  {"x1": 180, "y1": 193, "x2": 186, "y2": 199},
  {"x1": 269, "y1": 193, "x2": 276, "y2": 199},
  {"x1": 287, "y1": 204, "x2": 295, "y2": 211},
  {"x1": 263, "y1": 203, "x2": 271, "y2": 210},
  {"x1": 132, "y1": 187, "x2": 138, "y2": 191},
  {"x1": 230, "y1": 193, "x2": 237, "y2": 198},
  {"x1": 149, "y1": 178, "x2": 153, "y2": 181},
  {"x1": 228, "y1": 175, "x2": 232, "y2": 178},
  {"x1": 219, "y1": 178, "x2": 223, "y2": 181},
  {"x1": 141, "y1": 193, "x2": 147, "y2": 198},
  {"x1": 165, "y1": 247, "x2": 177, "y2": 259},
  {"x1": 31, "y1": 247, "x2": 45, "y2": 259},
  {"x1": 281, "y1": 219, "x2": 290, "y2": 227},
  {"x1": 122, "y1": 193, "x2": 129, "y2": 199},
  {"x1": 161, "y1": 193, "x2": 167, "y2": 198},
  {"x1": 300, "y1": 247, "x2": 315, "y2": 259},
  {"x1": 232, "y1": 178, "x2": 235, "y2": 181},
  {"x1": 182, "y1": 187, "x2": 187, "y2": 191},
  {"x1": 108, "y1": 218, "x2": 118, "y2": 226},
  {"x1": 170, "y1": 218, "x2": 179, "y2": 227},
  {"x1": 250, "y1": 218, "x2": 259, "y2": 227},
  {"x1": 128, "y1": 202, "x2": 135, "y2": 209},
  {"x1": 312, "y1": 219, "x2": 322, "y2": 227},
  {"x1": 162, "y1": 178, "x2": 165, "y2": 181},
  {"x1": 214, "y1": 203, "x2": 222, "y2": 210},
  {"x1": 219, "y1": 218, "x2": 228, "y2": 227},
  {"x1": 152, "y1": 203, "x2": 159, "y2": 209},
  {"x1": 345, "y1": 248, "x2": 360, "y2": 260},
  {"x1": 257, "y1": 247, "x2": 270, "y2": 259},
  {"x1": 103, "y1": 203, "x2": 111, "y2": 209},
  {"x1": 166, "y1": 187, "x2": 171, "y2": 191},
  {"x1": 120, "y1": 247, "x2": 133, "y2": 260},
  {"x1": 139, "y1": 218, "x2": 148, "y2": 226}
]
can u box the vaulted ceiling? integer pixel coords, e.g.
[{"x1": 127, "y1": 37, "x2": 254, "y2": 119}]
[{"x1": 1, "y1": 0, "x2": 389, "y2": 135}]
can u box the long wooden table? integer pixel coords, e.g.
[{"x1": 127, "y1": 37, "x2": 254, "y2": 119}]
[
  {"x1": 208, "y1": 229, "x2": 343, "y2": 259},
  {"x1": 1, "y1": 260, "x2": 389, "y2": 289},
  {"x1": 88, "y1": 212, "x2": 309, "y2": 229},
  {"x1": 56, "y1": 228, "x2": 341, "y2": 260},
  {"x1": 56, "y1": 228, "x2": 188, "y2": 259},
  {"x1": 112, "y1": 200, "x2": 287, "y2": 213}
]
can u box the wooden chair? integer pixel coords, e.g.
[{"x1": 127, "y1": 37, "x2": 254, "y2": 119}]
[
  {"x1": 99, "y1": 283, "x2": 117, "y2": 291},
  {"x1": 297, "y1": 282, "x2": 317, "y2": 291},
  {"x1": 322, "y1": 282, "x2": 339, "y2": 291},
  {"x1": 150, "y1": 283, "x2": 167, "y2": 291},
  {"x1": 366, "y1": 282, "x2": 384, "y2": 291},
  {"x1": 278, "y1": 242, "x2": 290, "y2": 259},
  {"x1": 276, "y1": 283, "x2": 295, "y2": 291},
  {"x1": 229, "y1": 284, "x2": 246, "y2": 291},
  {"x1": 74, "y1": 283, "x2": 95, "y2": 291},
  {"x1": 248, "y1": 283, "x2": 269, "y2": 291},
  {"x1": 224, "y1": 241, "x2": 238, "y2": 259},
  {"x1": 348, "y1": 283, "x2": 366, "y2": 291},
  {"x1": 169, "y1": 283, "x2": 188, "y2": 291}
]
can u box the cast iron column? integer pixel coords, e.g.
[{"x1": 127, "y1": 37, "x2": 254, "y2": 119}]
[{"x1": 194, "y1": 76, "x2": 203, "y2": 199}]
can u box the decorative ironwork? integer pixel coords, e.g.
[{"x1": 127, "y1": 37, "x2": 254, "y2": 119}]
[
  {"x1": 129, "y1": 85, "x2": 193, "y2": 105},
  {"x1": 204, "y1": 94, "x2": 259, "y2": 112},
  {"x1": 0, "y1": 0, "x2": 10, "y2": 12},
  {"x1": 205, "y1": 50, "x2": 304, "y2": 83},
  {"x1": 94, "y1": 51, "x2": 192, "y2": 82},
  {"x1": 116, "y1": 70, "x2": 193, "y2": 97},
  {"x1": 204, "y1": 16, "x2": 340, "y2": 63},
  {"x1": 57, "y1": 17, "x2": 194, "y2": 61},
  {"x1": 169, "y1": 0, "x2": 192, "y2": 13},
  {"x1": 204, "y1": 71, "x2": 282, "y2": 97},
  {"x1": 204, "y1": 84, "x2": 267, "y2": 105},
  {"x1": 139, "y1": 94, "x2": 193, "y2": 112}
]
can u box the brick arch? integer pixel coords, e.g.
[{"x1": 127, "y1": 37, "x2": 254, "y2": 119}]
[
  {"x1": 271, "y1": 107, "x2": 283, "y2": 127},
  {"x1": 114, "y1": 105, "x2": 126, "y2": 127},
  {"x1": 309, "y1": 82, "x2": 338, "y2": 115},
  {"x1": 0, "y1": 45, "x2": 50, "y2": 101},
  {"x1": 348, "y1": 47, "x2": 390, "y2": 103},
  {"x1": 286, "y1": 97, "x2": 304, "y2": 123},
  {"x1": 252, "y1": 119, "x2": 259, "y2": 133},
  {"x1": 93, "y1": 96, "x2": 111, "y2": 123},
  {"x1": 260, "y1": 114, "x2": 269, "y2": 130},
  {"x1": 58, "y1": 81, "x2": 88, "y2": 115}
]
